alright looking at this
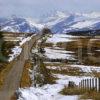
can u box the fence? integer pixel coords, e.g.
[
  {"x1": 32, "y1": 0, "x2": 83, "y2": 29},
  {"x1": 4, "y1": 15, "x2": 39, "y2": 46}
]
[{"x1": 79, "y1": 78, "x2": 100, "y2": 92}]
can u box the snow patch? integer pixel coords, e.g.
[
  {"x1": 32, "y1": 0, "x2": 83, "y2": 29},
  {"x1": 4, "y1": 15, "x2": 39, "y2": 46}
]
[
  {"x1": 44, "y1": 48, "x2": 75, "y2": 60},
  {"x1": 18, "y1": 74, "x2": 92, "y2": 100},
  {"x1": 70, "y1": 65, "x2": 100, "y2": 73},
  {"x1": 8, "y1": 46, "x2": 22, "y2": 62},
  {"x1": 46, "y1": 34, "x2": 76, "y2": 44}
]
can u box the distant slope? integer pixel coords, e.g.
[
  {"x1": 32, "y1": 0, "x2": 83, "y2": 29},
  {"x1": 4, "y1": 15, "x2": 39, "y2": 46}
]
[
  {"x1": 0, "y1": 17, "x2": 43, "y2": 33},
  {"x1": 45, "y1": 12, "x2": 100, "y2": 34},
  {"x1": 0, "y1": 12, "x2": 100, "y2": 34}
]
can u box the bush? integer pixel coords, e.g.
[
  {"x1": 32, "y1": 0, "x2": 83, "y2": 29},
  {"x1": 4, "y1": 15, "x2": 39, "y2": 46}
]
[
  {"x1": 0, "y1": 32, "x2": 3, "y2": 39},
  {"x1": 1, "y1": 41, "x2": 15, "y2": 58},
  {"x1": 60, "y1": 86, "x2": 83, "y2": 95},
  {"x1": 42, "y1": 28, "x2": 52, "y2": 35}
]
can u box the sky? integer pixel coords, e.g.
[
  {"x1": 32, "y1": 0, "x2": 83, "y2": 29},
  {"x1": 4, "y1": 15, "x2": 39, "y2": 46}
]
[{"x1": 0, "y1": 0, "x2": 100, "y2": 18}]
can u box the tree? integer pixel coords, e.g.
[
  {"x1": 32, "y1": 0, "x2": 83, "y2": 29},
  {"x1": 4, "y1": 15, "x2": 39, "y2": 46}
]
[
  {"x1": 0, "y1": 30, "x2": 5, "y2": 62},
  {"x1": 32, "y1": 28, "x2": 54, "y2": 87},
  {"x1": 0, "y1": 32, "x2": 3, "y2": 39},
  {"x1": 41, "y1": 28, "x2": 52, "y2": 35},
  {"x1": 0, "y1": 26, "x2": 3, "y2": 39},
  {"x1": 39, "y1": 28, "x2": 52, "y2": 53}
]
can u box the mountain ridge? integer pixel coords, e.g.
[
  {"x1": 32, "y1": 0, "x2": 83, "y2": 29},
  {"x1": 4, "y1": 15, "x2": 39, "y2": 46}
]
[{"x1": 0, "y1": 12, "x2": 100, "y2": 34}]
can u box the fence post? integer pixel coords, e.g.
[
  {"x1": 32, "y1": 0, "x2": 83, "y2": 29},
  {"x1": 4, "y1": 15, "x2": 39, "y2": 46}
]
[
  {"x1": 95, "y1": 78, "x2": 98, "y2": 92},
  {"x1": 90, "y1": 78, "x2": 92, "y2": 90},
  {"x1": 79, "y1": 82, "x2": 81, "y2": 89},
  {"x1": 83, "y1": 80, "x2": 85, "y2": 89},
  {"x1": 85, "y1": 79, "x2": 87, "y2": 90},
  {"x1": 87, "y1": 79, "x2": 89, "y2": 90},
  {"x1": 92, "y1": 78, "x2": 94, "y2": 90},
  {"x1": 80, "y1": 81, "x2": 82, "y2": 89},
  {"x1": 98, "y1": 78, "x2": 100, "y2": 92}
]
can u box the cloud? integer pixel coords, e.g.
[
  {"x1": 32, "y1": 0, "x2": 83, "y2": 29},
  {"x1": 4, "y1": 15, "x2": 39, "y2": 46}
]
[{"x1": 0, "y1": 0, "x2": 100, "y2": 18}]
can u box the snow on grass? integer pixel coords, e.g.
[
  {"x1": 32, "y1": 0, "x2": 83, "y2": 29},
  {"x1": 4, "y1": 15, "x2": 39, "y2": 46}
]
[
  {"x1": 8, "y1": 46, "x2": 22, "y2": 62},
  {"x1": 44, "y1": 47, "x2": 75, "y2": 60},
  {"x1": 18, "y1": 84, "x2": 64, "y2": 100},
  {"x1": 46, "y1": 64, "x2": 100, "y2": 74},
  {"x1": 55, "y1": 74, "x2": 93, "y2": 86},
  {"x1": 8, "y1": 34, "x2": 36, "y2": 62},
  {"x1": 70, "y1": 65, "x2": 100, "y2": 73},
  {"x1": 56, "y1": 95, "x2": 78, "y2": 100},
  {"x1": 46, "y1": 34, "x2": 76, "y2": 44},
  {"x1": 18, "y1": 73, "x2": 93, "y2": 100},
  {"x1": 19, "y1": 35, "x2": 34, "y2": 46}
]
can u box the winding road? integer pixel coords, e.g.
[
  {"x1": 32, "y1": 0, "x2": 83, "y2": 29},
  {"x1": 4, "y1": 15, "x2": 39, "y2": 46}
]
[{"x1": 0, "y1": 34, "x2": 40, "y2": 100}]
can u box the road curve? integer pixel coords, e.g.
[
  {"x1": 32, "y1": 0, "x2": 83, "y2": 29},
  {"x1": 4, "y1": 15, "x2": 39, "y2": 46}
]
[{"x1": 0, "y1": 35, "x2": 40, "y2": 100}]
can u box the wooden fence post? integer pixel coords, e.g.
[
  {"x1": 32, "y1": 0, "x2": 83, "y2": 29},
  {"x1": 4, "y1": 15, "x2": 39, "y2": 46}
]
[
  {"x1": 90, "y1": 78, "x2": 92, "y2": 90},
  {"x1": 95, "y1": 78, "x2": 98, "y2": 92},
  {"x1": 92, "y1": 78, "x2": 94, "y2": 90},
  {"x1": 81, "y1": 81, "x2": 83, "y2": 89},
  {"x1": 79, "y1": 82, "x2": 81, "y2": 89},
  {"x1": 85, "y1": 79, "x2": 87, "y2": 90},
  {"x1": 87, "y1": 79, "x2": 89, "y2": 90},
  {"x1": 98, "y1": 78, "x2": 100, "y2": 92},
  {"x1": 83, "y1": 80, "x2": 85, "y2": 89}
]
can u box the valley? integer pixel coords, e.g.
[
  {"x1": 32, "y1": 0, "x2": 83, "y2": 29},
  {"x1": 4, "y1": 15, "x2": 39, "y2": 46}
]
[
  {"x1": 0, "y1": 0, "x2": 100, "y2": 100},
  {"x1": 17, "y1": 34, "x2": 100, "y2": 100},
  {"x1": 0, "y1": 12, "x2": 100, "y2": 100}
]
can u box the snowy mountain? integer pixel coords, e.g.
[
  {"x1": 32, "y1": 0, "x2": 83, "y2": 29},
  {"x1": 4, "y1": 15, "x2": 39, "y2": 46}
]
[
  {"x1": 0, "y1": 17, "x2": 43, "y2": 33},
  {"x1": 44, "y1": 12, "x2": 100, "y2": 33},
  {"x1": 0, "y1": 12, "x2": 100, "y2": 34}
]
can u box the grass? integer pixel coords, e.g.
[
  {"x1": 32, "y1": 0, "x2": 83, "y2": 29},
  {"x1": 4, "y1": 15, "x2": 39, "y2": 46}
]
[
  {"x1": 33, "y1": 58, "x2": 56, "y2": 86},
  {"x1": 20, "y1": 60, "x2": 32, "y2": 88},
  {"x1": 0, "y1": 41, "x2": 17, "y2": 89},
  {"x1": 60, "y1": 86, "x2": 84, "y2": 95},
  {"x1": 56, "y1": 38, "x2": 100, "y2": 66},
  {"x1": 1, "y1": 41, "x2": 15, "y2": 58},
  {"x1": 80, "y1": 91, "x2": 100, "y2": 100},
  {"x1": 50, "y1": 69, "x2": 84, "y2": 76},
  {"x1": 48, "y1": 66, "x2": 85, "y2": 76},
  {"x1": 11, "y1": 93, "x2": 17, "y2": 100},
  {"x1": 60, "y1": 85, "x2": 100, "y2": 100},
  {"x1": 43, "y1": 42, "x2": 53, "y2": 47},
  {"x1": 0, "y1": 61, "x2": 14, "y2": 89}
]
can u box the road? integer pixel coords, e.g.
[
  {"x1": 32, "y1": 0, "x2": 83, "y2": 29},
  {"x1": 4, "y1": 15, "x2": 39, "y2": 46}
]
[{"x1": 0, "y1": 35, "x2": 40, "y2": 100}]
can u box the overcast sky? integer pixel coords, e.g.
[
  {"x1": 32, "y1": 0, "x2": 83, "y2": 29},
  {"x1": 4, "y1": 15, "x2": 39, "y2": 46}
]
[{"x1": 0, "y1": 0, "x2": 100, "y2": 18}]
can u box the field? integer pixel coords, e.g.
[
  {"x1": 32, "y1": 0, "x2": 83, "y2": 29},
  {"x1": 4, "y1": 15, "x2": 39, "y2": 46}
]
[{"x1": 18, "y1": 34, "x2": 100, "y2": 100}]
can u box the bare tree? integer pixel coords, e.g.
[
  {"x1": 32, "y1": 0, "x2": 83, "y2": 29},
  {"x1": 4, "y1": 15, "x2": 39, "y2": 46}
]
[{"x1": 39, "y1": 28, "x2": 52, "y2": 53}]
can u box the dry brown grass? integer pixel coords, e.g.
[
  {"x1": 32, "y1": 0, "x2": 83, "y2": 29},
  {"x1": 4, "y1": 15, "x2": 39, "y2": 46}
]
[
  {"x1": 11, "y1": 93, "x2": 17, "y2": 100},
  {"x1": 20, "y1": 60, "x2": 32, "y2": 88},
  {"x1": 50, "y1": 68, "x2": 85, "y2": 76},
  {"x1": 80, "y1": 91, "x2": 100, "y2": 100},
  {"x1": 60, "y1": 86, "x2": 84, "y2": 95},
  {"x1": 0, "y1": 61, "x2": 14, "y2": 89},
  {"x1": 60, "y1": 86, "x2": 100, "y2": 100},
  {"x1": 60, "y1": 85, "x2": 100, "y2": 100},
  {"x1": 44, "y1": 62, "x2": 67, "y2": 67},
  {"x1": 43, "y1": 42, "x2": 53, "y2": 47}
]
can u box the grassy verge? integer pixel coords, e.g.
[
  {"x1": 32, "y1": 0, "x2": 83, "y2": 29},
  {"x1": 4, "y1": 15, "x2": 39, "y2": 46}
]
[
  {"x1": 80, "y1": 91, "x2": 100, "y2": 100},
  {"x1": 60, "y1": 86, "x2": 85, "y2": 95},
  {"x1": 11, "y1": 93, "x2": 17, "y2": 100},
  {"x1": 20, "y1": 60, "x2": 32, "y2": 88},
  {"x1": 0, "y1": 61, "x2": 14, "y2": 89},
  {"x1": 60, "y1": 86, "x2": 100, "y2": 100}
]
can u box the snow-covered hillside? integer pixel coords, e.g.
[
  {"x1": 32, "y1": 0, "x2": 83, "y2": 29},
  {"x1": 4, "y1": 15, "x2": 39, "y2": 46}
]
[
  {"x1": 0, "y1": 17, "x2": 43, "y2": 33},
  {"x1": 44, "y1": 12, "x2": 100, "y2": 33},
  {"x1": 0, "y1": 12, "x2": 100, "y2": 34}
]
